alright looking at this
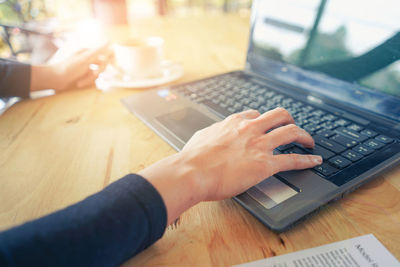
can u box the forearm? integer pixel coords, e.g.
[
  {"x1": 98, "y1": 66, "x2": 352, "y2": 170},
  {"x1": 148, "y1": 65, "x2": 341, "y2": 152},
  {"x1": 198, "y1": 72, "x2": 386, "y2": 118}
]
[
  {"x1": 30, "y1": 65, "x2": 61, "y2": 92},
  {"x1": 0, "y1": 174, "x2": 167, "y2": 267}
]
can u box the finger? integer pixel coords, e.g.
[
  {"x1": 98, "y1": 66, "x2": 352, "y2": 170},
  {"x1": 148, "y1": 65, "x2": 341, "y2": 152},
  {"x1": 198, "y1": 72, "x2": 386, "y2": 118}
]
[
  {"x1": 238, "y1": 109, "x2": 260, "y2": 120},
  {"x1": 76, "y1": 48, "x2": 112, "y2": 78},
  {"x1": 263, "y1": 124, "x2": 315, "y2": 149},
  {"x1": 92, "y1": 53, "x2": 112, "y2": 71},
  {"x1": 75, "y1": 48, "x2": 90, "y2": 56},
  {"x1": 76, "y1": 72, "x2": 96, "y2": 88},
  {"x1": 96, "y1": 60, "x2": 108, "y2": 74},
  {"x1": 271, "y1": 153, "x2": 322, "y2": 173},
  {"x1": 92, "y1": 49, "x2": 114, "y2": 66},
  {"x1": 89, "y1": 64, "x2": 100, "y2": 72},
  {"x1": 80, "y1": 43, "x2": 111, "y2": 62},
  {"x1": 76, "y1": 46, "x2": 113, "y2": 67},
  {"x1": 253, "y1": 108, "x2": 295, "y2": 133},
  {"x1": 70, "y1": 45, "x2": 111, "y2": 71},
  {"x1": 75, "y1": 59, "x2": 108, "y2": 89}
]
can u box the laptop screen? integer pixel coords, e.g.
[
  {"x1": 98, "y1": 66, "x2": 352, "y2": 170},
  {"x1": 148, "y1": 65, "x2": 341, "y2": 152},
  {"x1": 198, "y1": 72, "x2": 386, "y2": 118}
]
[{"x1": 247, "y1": 0, "x2": 400, "y2": 122}]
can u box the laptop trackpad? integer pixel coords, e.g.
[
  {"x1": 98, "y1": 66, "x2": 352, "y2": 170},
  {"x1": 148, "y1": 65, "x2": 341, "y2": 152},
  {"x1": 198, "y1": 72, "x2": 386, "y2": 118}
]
[
  {"x1": 156, "y1": 107, "x2": 216, "y2": 143},
  {"x1": 247, "y1": 176, "x2": 298, "y2": 209}
]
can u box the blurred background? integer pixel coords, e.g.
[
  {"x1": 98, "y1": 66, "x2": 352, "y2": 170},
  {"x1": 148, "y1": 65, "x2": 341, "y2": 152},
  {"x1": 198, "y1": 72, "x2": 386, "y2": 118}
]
[{"x1": 0, "y1": 0, "x2": 252, "y2": 63}]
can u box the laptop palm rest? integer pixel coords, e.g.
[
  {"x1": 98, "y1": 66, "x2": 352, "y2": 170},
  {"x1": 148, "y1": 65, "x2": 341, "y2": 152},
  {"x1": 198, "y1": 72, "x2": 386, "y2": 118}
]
[
  {"x1": 156, "y1": 107, "x2": 216, "y2": 143},
  {"x1": 247, "y1": 176, "x2": 298, "y2": 209}
]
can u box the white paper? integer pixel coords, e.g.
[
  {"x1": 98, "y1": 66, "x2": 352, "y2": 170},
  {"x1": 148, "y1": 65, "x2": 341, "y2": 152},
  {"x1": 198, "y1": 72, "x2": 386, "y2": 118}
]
[{"x1": 235, "y1": 234, "x2": 399, "y2": 267}]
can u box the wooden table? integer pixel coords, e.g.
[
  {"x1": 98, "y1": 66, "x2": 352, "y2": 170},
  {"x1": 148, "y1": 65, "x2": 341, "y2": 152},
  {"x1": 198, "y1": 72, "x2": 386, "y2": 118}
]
[{"x1": 0, "y1": 15, "x2": 399, "y2": 266}]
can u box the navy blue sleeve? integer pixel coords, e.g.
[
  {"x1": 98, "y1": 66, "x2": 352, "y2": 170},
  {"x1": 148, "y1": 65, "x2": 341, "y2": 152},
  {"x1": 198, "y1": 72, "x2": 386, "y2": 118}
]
[
  {"x1": 0, "y1": 58, "x2": 31, "y2": 98},
  {"x1": 0, "y1": 174, "x2": 167, "y2": 267}
]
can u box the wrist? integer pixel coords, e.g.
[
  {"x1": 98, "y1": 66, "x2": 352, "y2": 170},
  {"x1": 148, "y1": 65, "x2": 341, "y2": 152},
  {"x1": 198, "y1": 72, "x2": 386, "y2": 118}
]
[
  {"x1": 30, "y1": 65, "x2": 63, "y2": 92},
  {"x1": 174, "y1": 150, "x2": 210, "y2": 202},
  {"x1": 139, "y1": 152, "x2": 205, "y2": 224},
  {"x1": 171, "y1": 151, "x2": 208, "y2": 203}
]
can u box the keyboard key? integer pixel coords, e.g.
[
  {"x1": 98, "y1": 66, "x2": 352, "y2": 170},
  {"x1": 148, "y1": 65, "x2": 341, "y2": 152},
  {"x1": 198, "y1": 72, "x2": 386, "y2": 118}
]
[
  {"x1": 287, "y1": 107, "x2": 300, "y2": 115},
  {"x1": 231, "y1": 86, "x2": 241, "y2": 93},
  {"x1": 296, "y1": 119, "x2": 309, "y2": 128},
  {"x1": 233, "y1": 93, "x2": 243, "y2": 100},
  {"x1": 311, "y1": 109, "x2": 325, "y2": 117},
  {"x1": 239, "y1": 98, "x2": 251, "y2": 106},
  {"x1": 335, "y1": 119, "x2": 350, "y2": 127},
  {"x1": 256, "y1": 96, "x2": 266, "y2": 103},
  {"x1": 194, "y1": 96, "x2": 205, "y2": 103},
  {"x1": 226, "y1": 90, "x2": 234, "y2": 97},
  {"x1": 255, "y1": 88, "x2": 267, "y2": 95},
  {"x1": 249, "y1": 102, "x2": 259, "y2": 109},
  {"x1": 321, "y1": 121, "x2": 338, "y2": 130},
  {"x1": 276, "y1": 143, "x2": 294, "y2": 152},
  {"x1": 314, "y1": 135, "x2": 346, "y2": 153},
  {"x1": 302, "y1": 105, "x2": 314, "y2": 112},
  {"x1": 282, "y1": 98, "x2": 294, "y2": 104},
  {"x1": 304, "y1": 123, "x2": 322, "y2": 133},
  {"x1": 201, "y1": 100, "x2": 231, "y2": 117},
  {"x1": 249, "y1": 92, "x2": 258, "y2": 100},
  {"x1": 265, "y1": 100, "x2": 277, "y2": 109},
  {"x1": 364, "y1": 139, "x2": 385, "y2": 150},
  {"x1": 360, "y1": 129, "x2": 378, "y2": 138},
  {"x1": 211, "y1": 98, "x2": 221, "y2": 105},
  {"x1": 272, "y1": 94, "x2": 284, "y2": 102},
  {"x1": 227, "y1": 107, "x2": 235, "y2": 113},
  {"x1": 335, "y1": 127, "x2": 368, "y2": 142},
  {"x1": 375, "y1": 135, "x2": 393, "y2": 144},
  {"x1": 283, "y1": 146, "x2": 307, "y2": 155},
  {"x1": 226, "y1": 99, "x2": 235, "y2": 106},
  {"x1": 314, "y1": 163, "x2": 339, "y2": 177},
  {"x1": 316, "y1": 128, "x2": 335, "y2": 138},
  {"x1": 322, "y1": 114, "x2": 337, "y2": 121},
  {"x1": 307, "y1": 116, "x2": 325, "y2": 125},
  {"x1": 278, "y1": 104, "x2": 290, "y2": 110},
  {"x1": 308, "y1": 145, "x2": 335, "y2": 160},
  {"x1": 218, "y1": 95, "x2": 227, "y2": 102},
  {"x1": 330, "y1": 134, "x2": 358, "y2": 148},
  {"x1": 294, "y1": 113, "x2": 310, "y2": 120},
  {"x1": 248, "y1": 85, "x2": 259, "y2": 91},
  {"x1": 232, "y1": 103, "x2": 242, "y2": 111},
  {"x1": 353, "y1": 144, "x2": 374, "y2": 156},
  {"x1": 264, "y1": 91, "x2": 275, "y2": 98},
  {"x1": 342, "y1": 150, "x2": 363, "y2": 162},
  {"x1": 329, "y1": 156, "x2": 352, "y2": 169},
  {"x1": 291, "y1": 101, "x2": 303, "y2": 108},
  {"x1": 347, "y1": 124, "x2": 363, "y2": 131},
  {"x1": 259, "y1": 106, "x2": 270, "y2": 113},
  {"x1": 220, "y1": 102, "x2": 228, "y2": 109}
]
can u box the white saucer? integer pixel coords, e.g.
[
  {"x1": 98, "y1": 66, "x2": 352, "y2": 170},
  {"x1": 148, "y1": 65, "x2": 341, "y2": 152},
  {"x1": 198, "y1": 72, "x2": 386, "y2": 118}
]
[{"x1": 96, "y1": 60, "x2": 183, "y2": 90}]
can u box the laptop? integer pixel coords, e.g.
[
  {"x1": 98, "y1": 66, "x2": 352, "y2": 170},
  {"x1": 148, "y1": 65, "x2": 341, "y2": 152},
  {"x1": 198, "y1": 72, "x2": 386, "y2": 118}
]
[{"x1": 122, "y1": 0, "x2": 400, "y2": 231}]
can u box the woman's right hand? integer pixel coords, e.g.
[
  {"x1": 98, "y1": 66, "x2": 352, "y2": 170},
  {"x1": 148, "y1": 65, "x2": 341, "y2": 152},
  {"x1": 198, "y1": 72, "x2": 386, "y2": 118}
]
[
  {"x1": 140, "y1": 108, "x2": 322, "y2": 224},
  {"x1": 181, "y1": 108, "x2": 322, "y2": 201}
]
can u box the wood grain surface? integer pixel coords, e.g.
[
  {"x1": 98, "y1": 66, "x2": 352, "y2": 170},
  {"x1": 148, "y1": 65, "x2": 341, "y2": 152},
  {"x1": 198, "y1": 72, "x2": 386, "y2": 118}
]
[{"x1": 0, "y1": 15, "x2": 399, "y2": 266}]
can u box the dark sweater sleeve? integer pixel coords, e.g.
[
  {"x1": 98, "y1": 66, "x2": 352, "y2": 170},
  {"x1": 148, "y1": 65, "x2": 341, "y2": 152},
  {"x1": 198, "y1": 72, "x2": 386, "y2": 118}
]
[
  {"x1": 0, "y1": 58, "x2": 31, "y2": 98},
  {"x1": 0, "y1": 174, "x2": 167, "y2": 267}
]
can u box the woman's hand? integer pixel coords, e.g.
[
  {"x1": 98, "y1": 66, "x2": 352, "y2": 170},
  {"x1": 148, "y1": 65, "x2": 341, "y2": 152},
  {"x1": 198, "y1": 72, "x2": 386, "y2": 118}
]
[
  {"x1": 30, "y1": 44, "x2": 113, "y2": 92},
  {"x1": 181, "y1": 108, "x2": 322, "y2": 201},
  {"x1": 140, "y1": 108, "x2": 322, "y2": 224}
]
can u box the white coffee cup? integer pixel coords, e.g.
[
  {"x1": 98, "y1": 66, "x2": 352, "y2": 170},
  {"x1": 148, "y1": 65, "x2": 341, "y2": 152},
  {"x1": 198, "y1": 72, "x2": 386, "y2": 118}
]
[{"x1": 113, "y1": 37, "x2": 164, "y2": 79}]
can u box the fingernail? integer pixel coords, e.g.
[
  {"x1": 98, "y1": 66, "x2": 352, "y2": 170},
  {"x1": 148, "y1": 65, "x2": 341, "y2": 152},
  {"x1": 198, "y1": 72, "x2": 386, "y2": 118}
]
[{"x1": 312, "y1": 156, "x2": 323, "y2": 165}]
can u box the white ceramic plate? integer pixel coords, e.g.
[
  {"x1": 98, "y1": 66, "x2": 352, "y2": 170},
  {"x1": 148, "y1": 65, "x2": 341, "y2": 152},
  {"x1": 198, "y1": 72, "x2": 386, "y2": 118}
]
[{"x1": 95, "y1": 60, "x2": 183, "y2": 90}]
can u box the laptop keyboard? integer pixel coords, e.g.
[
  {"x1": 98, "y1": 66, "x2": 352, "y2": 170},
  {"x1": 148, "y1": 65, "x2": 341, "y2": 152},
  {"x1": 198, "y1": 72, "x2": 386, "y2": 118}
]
[{"x1": 172, "y1": 73, "x2": 397, "y2": 186}]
